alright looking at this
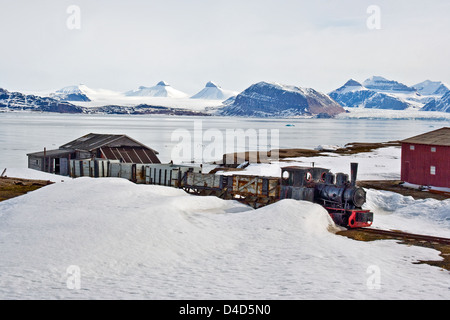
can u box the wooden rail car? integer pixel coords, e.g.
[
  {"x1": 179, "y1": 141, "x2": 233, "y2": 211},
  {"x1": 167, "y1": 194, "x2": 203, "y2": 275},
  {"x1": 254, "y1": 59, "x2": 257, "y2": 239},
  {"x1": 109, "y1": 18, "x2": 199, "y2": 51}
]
[{"x1": 229, "y1": 175, "x2": 280, "y2": 208}]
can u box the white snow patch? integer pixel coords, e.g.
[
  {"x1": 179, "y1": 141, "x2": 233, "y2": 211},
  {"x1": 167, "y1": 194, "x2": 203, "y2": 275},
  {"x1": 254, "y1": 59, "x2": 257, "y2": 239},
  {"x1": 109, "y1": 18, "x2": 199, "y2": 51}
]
[
  {"x1": 2, "y1": 168, "x2": 68, "y2": 183},
  {"x1": 364, "y1": 189, "x2": 450, "y2": 238},
  {"x1": 0, "y1": 176, "x2": 448, "y2": 299}
]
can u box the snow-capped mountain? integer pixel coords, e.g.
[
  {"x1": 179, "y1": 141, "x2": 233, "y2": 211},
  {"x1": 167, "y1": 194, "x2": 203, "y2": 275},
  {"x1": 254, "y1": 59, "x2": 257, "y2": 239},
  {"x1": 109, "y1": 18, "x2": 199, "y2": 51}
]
[
  {"x1": 0, "y1": 88, "x2": 83, "y2": 113},
  {"x1": 219, "y1": 81, "x2": 344, "y2": 117},
  {"x1": 329, "y1": 79, "x2": 413, "y2": 110},
  {"x1": 363, "y1": 76, "x2": 427, "y2": 106},
  {"x1": 421, "y1": 91, "x2": 450, "y2": 113},
  {"x1": 363, "y1": 76, "x2": 416, "y2": 93},
  {"x1": 329, "y1": 76, "x2": 450, "y2": 110},
  {"x1": 191, "y1": 81, "x2": 237, "y2": 100},
  {"x1": 125, "y1": 81, "x2": 188, "y2": 98},
  {"x1": 413, "y1": 80, "x2": 450, "y2": 96},
  {"x1": 51, "y1": 85, "x2": 91, "y2": 102}
]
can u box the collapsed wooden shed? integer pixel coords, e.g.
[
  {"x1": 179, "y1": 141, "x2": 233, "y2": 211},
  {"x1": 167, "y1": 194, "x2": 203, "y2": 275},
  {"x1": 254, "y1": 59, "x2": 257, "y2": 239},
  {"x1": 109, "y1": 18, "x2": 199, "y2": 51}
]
[{"x1": 27, "y1": 133, "x2": 160, "y2": 176}]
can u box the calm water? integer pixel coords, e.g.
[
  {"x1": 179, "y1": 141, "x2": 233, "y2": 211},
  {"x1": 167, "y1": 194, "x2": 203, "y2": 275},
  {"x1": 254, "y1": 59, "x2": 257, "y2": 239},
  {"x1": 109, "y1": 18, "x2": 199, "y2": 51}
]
[{"x1": 0, "y1": 112, "x2": 448, "y2": 168}]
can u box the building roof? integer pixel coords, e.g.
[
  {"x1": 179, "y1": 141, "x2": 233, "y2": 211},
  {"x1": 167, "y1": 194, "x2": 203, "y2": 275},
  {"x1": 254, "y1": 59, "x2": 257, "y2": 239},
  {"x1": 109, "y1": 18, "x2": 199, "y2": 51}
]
[
  {"x1": 59, "y1": 133, "x2": 159, "y2": 154},
  {"x1": 401, "y1": 127, "x2": 450, "y2": 146},
  {"x1": 27, "y1": 148, "x2": 75, "y2": 157},
  {"x1": 100, "y1": 146, "x2": 160, "y2": 164},
  {"x1": 27, "y1": 134, "x2": 160, "y2": 164}
]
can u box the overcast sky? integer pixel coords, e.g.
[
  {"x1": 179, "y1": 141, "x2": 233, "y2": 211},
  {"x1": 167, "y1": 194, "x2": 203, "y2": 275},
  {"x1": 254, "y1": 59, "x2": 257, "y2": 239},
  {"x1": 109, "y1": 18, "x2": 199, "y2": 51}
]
[{"x1": 0, "y1": 0, "x2": 449, "y2": 95}]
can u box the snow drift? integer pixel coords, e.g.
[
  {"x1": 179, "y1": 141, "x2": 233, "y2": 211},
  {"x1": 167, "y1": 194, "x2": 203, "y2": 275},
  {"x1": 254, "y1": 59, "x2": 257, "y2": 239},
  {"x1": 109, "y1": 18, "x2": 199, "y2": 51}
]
[
  {"x1": 0, "y1": 177, "x2": 447, "y2": 299},
  {"x1": 364, "y1": 189, "x2": 450, "y2": 237}
]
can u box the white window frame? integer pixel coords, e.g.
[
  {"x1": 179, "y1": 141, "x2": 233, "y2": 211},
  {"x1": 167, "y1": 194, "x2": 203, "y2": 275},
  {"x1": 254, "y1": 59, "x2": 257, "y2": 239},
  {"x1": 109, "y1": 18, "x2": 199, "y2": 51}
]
[
  {"x1": 431, "y1": 147, "x2": 436, "y2": 152},
  {"x1": 410, "y1": 145, "x2": 415, "y2": 150},
  {"x1": 430, "y1": 166, "x2": 436, "y2": 175}
]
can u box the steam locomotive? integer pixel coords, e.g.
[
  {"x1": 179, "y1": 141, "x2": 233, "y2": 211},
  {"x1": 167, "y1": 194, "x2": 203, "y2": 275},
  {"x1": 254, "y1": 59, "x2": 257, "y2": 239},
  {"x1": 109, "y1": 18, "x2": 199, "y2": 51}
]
[
  {"x1": 178, "y1": 162, "x2": 373, "y2": 229},
  {"x1": 279, "y1": 163, "x2": 373, "y2": 228}
]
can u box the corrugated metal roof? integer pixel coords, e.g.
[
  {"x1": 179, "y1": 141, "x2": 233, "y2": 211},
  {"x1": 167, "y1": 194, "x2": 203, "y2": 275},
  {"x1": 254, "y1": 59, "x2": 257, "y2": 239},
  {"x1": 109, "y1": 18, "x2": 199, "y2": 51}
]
[
  {"x1": 59, "y1": 133, "x2": 125, "y2": 151},
  {"x1": 59, "y1": 133, "x2": 159, "y2": 154},
  {"x1": 401, "y1": 127, "x2": 450, "y2": 146},
  {"x1": 100, "y1": 147, "x2": 160, "y2": 164}
]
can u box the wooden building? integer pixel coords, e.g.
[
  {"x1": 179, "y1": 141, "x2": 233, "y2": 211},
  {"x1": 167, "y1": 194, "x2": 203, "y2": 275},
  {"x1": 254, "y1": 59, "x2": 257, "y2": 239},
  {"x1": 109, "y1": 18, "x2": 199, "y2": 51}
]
[
  {"x1": 401, "y1": 127, "x2": 450, "y2": 188},
  {"x1": 27, "y1": 133, "x2": 160, "y2": 176}
]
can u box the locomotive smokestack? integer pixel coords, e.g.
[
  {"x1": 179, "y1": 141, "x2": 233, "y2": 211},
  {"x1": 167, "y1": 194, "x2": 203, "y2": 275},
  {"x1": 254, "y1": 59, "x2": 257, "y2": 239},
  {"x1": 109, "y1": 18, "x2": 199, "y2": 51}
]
[{"x1": 350, "y1": 163, "x2": 358, "y2": 187}]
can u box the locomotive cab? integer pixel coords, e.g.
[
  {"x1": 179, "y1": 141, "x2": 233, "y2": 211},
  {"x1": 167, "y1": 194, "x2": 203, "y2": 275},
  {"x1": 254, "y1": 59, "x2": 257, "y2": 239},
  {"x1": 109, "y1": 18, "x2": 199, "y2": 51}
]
[
  {"x1": 281, "y1": 166, "x2": 330, "y2": 187},
  {"x1": 280, "y1": 166, "x2": 329, "y2": 202}
]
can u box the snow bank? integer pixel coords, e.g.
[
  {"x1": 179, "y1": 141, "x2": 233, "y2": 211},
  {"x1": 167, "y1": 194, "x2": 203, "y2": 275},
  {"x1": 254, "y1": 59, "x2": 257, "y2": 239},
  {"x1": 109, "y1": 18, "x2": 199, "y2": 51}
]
[
  {"x1": 365, "y1": 189, "x2": 450, "y2": 238},
  {"x1": 1, "y1": 168, "x2": 68, "y2": 183},
  {"x1": 0, "y1": 177, "x2": 448, "y2": 299}
]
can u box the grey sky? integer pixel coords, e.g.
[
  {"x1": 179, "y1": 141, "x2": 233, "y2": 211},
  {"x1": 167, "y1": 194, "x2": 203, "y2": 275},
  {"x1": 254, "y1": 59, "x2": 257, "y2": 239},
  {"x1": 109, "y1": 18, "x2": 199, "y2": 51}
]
[{"x1": 0, "y1": 0, "x2": 449, "y2": 95}]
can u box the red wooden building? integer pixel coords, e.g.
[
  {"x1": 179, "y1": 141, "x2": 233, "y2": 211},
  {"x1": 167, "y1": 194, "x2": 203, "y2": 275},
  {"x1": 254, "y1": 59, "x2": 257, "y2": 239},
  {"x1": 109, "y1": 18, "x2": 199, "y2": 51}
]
[{"x1": 401, "y1": 127, "x2": 450, "y2": 188}]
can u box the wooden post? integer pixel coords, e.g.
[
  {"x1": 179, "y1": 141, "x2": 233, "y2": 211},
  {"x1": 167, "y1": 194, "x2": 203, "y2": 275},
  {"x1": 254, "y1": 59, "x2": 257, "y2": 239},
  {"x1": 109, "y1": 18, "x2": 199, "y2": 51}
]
[{"x1": 43, "y1": 147, "x2": 47, "y2": 172}]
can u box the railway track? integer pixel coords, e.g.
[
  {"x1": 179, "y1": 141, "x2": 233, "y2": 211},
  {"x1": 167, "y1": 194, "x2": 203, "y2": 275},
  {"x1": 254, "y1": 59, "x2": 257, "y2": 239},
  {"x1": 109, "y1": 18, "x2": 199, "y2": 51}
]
[{"x1": 360, "y1": 228, "x2": 450, "y2": 246}]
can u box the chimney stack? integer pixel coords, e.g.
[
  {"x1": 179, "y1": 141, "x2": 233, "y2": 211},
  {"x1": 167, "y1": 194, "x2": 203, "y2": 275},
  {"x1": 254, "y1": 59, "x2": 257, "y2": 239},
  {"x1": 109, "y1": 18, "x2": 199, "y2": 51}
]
[{"x1": 350, "y1": 163, "x2": 358, "y2": 187}]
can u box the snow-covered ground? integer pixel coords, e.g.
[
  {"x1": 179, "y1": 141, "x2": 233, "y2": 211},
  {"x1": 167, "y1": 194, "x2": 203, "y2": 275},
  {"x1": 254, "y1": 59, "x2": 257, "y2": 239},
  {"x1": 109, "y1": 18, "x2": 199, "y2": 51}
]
[
  {"x1": 0, "y1": 146, "x2": 449, "y2": 299},
  {"x1": 225, "y1": 146, "x2": 402, "y2": 181}
]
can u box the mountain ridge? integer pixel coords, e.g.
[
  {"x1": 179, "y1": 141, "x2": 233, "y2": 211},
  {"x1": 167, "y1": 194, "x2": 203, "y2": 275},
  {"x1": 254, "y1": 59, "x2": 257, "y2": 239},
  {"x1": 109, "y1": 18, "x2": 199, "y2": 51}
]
[
  {"x1": 3, "y1": 76, "x2": 450, "y2": 115},
  {"x1": 218, "y1": 81, "x2": 344, "y2": 117},
  {"x1": 328, "y1": 76, "x2": 450, "y2": 110},
  {"x1": 0, "y1": 88, "x2": 84, "y2": 113}
]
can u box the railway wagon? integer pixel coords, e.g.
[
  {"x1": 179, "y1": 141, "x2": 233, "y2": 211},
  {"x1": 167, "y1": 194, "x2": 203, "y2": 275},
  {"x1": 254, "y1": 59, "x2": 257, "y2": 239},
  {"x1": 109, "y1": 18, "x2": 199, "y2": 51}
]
[
  {"x1": 181, "y1": 172, "x2": 228, "y2": 197},
  {"x1": 180, "y1": 173, "x2": 280, "y2": 208},
  {"x1": 228, "y1": 175, "x2": 280, "y2": 208},
  {"x1": 69, "y1": 159, "x2": 201, "y2": 186},
  {"x1": 144, "y1": 164, "x2": 201, "y2": 186}
]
